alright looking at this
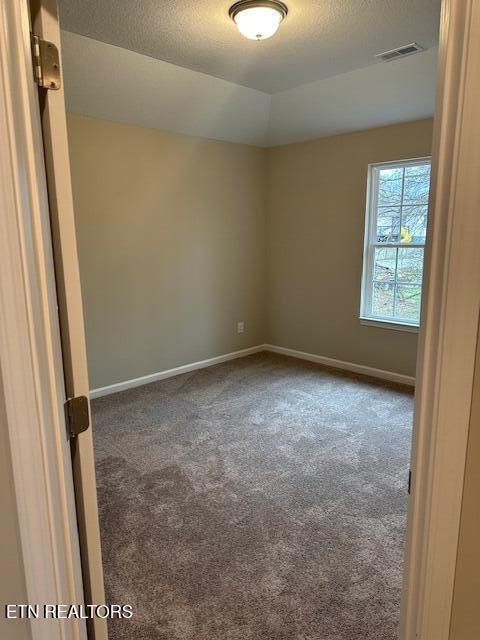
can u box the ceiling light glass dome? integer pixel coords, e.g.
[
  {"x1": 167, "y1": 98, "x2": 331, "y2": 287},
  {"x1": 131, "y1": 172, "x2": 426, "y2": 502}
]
[{"x1": 229, "y1": 1, "x2": 288, "y2": 41}]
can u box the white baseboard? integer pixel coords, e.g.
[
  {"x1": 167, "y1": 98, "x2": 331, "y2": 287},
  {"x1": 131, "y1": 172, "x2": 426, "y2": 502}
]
[
  {"x1": 90, "y1": 343, "x2": 415, "y2": 398},
  {"x1": 264, "y1": 344, "x2": 415, "y2": 387},
  {"x1": 89, "y1": 345, "x2": 265, "y2": 399}
]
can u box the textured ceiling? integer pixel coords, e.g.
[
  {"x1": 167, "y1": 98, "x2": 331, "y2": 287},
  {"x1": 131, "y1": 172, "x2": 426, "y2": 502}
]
[{"x1": 58, "y1": 0, "x2": 441, "y2": 93}]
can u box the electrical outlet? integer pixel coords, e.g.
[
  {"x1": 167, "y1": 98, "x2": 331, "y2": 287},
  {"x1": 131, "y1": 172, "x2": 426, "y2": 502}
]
[{"x1": 237, "y1": 321, "x2": 245, "y2": 334}]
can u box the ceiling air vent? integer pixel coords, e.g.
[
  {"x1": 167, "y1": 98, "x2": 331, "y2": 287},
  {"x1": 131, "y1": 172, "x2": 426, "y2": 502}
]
[{"x1": 375, "y1": 43, "x2": 424, "y2": 62}]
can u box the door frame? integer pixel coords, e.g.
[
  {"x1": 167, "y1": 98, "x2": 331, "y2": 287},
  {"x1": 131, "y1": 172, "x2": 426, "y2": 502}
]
[
  {"x1": 1, "y1": 1, "x2": 479, "y2": 640},
  {"x1": 401, "y1": 0, "x2": 480, "y2": 638},
  {"x1": 29, "y1": 2, "x2": 108, "y2": 639},
  {"x1": 0, "y1": 1, "x2": 87, "y2": 639}
]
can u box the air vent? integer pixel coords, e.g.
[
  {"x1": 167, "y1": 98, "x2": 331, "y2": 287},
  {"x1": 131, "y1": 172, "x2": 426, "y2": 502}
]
[{"x1": 375, "y1": 42, "x2": 424, "y2": 62}]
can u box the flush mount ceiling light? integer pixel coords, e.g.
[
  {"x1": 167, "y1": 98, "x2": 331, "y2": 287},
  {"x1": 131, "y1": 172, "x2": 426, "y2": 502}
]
[{"x1": 229, "y1": 0, "x2": 288, "y2": 41}]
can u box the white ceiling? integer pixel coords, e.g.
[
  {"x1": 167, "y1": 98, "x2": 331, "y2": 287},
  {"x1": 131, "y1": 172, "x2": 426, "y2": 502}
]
[
  {"x1": 58, "y1": 0, "x2": 440, "y2": 94},
  {"x1": 268, "y1": 47, "x2": 437, "y2": 145},
  {"x1": 61, "y1": 31, "x2": 437, "y2": 147},
  {"x1": 61, "y1": 31, "x2": 272, "y2": 147}
]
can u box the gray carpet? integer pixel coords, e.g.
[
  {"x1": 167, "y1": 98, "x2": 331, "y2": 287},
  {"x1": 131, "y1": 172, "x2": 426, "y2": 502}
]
[{"x1": 92, "y1": 352, "x2": 413, "y2": 640}]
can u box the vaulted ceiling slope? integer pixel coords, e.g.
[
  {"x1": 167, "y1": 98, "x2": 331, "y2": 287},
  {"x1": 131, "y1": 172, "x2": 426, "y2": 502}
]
[
  {"x1": 61, "y1": 31, "x2": 437, "y2": 147},
  {"x1": 58, "y1": 0, "x2": 440, "y2": 94}
]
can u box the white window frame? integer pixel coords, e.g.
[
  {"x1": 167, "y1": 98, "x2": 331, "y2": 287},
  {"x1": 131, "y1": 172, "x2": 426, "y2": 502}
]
[{"x1": 360, "y1": 156, "x2": 432, "y2": 331}]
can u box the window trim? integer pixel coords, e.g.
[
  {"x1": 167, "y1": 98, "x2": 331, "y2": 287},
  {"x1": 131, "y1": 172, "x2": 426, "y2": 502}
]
[
  {"x1": 360, "y1": 156, "x2": 432, "y2": 330},
  {"x1": 359, "y1": 318, "x2": 419, "y2": 333}
]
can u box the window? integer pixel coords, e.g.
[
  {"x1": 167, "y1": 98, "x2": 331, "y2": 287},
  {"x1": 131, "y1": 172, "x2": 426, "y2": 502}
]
[{"x1": 360, "y1": 158, "x2": 431, "y2": 328}]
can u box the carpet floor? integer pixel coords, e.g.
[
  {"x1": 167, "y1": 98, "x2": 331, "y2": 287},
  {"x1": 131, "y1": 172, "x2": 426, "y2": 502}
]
[{"x1": 92, "y1": 352, "x2": 413, "y2": 640}]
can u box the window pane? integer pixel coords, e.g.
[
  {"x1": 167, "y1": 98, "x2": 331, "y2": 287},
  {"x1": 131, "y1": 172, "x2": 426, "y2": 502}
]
[
  {"x1": 376, "y1": 207, "x2": 400, "y2": 242},
  {"x1": 404, "y1": 163, "x2": 430, "y2": 178},
  {"x1": 377, "y1": 168, "x2": 403, "y2": 207},
  {"x1": 403, "y1": 170, "x2": 431, "y2": 204},
  {"x1": 379, "y1": 167, "x2": 403, "y2": 180},
  {"x1": 401, "y1": 205, "x2": 428, "y2": 243},
  {"x1": 372, "y1": 282, "x2": 394, "y2": 318},
  {"x1": 397, "y1": 248, "x2": 424, "y2": 284},
  {"x1": 374, "y1": 247, "x2": 396, "y2": 282},
  {"x1": 363, "y1": 160, "x2": 431, "y2": 326},
  {"x1": 395, "y1": 284, "x2": 422, "y2": 322}
]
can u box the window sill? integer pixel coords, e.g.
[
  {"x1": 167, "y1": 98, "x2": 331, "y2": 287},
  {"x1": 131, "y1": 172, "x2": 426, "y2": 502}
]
[{"x1": 360, "y1": 317, "x2": 419, "y2": 333}]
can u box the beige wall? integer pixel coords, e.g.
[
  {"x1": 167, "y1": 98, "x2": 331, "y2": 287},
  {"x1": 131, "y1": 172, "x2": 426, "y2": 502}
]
[
  {"x1": 68, "y1": 116, "x2": 433, "y2": 388},
  {"x1": 67, "y1": 114, "x2": 267, "y2": 389},
  {"x1": 266, "y1": 119, "x2": 434, "y2": 377},
  {"x1": 449, "y1": 328, "x2": 480, "y2": 640}
]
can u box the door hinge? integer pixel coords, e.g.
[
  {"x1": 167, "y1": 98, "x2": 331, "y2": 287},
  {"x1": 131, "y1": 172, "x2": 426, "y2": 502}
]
[
  {"x1": 408, "y1": 469, "x2": 412, "y2": 495},
  {"x1": 65, "y1": 396, "x2": 90, "y2": 438},
  {"x1": 31, "y1": 34, "x2": 61, "y2": 90}
]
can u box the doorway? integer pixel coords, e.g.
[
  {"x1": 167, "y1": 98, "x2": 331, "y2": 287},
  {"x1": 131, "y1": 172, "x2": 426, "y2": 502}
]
[{"x1": 57, "y1": 2, "x2": 440, "y2": 638}]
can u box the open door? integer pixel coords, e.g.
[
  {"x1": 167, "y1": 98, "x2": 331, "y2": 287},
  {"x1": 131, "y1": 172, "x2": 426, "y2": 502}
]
[{"x1": 28, "y1": 1, "x2": 107, "y2": 638}]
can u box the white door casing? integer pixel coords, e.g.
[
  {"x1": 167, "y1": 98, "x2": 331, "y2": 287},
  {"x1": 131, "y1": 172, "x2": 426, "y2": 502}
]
[
  {"x1": 0, "y1": 0, "x2": 87, "y2": 639},
  {"x1": 0, "y1": 0, "x2": 107, "y2": 638},
  {"x1": 400, "y1": 0, "x2": 480, "y2": 638}
]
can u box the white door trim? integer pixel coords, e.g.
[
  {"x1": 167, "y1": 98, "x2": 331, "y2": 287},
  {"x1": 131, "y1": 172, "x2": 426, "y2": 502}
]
[
  {"x1": 0, "y1": 1, "x2": 86, "y2": 639},
  {"x1": 401, "y1": 0, "x2": 480, "y2": 638}
]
